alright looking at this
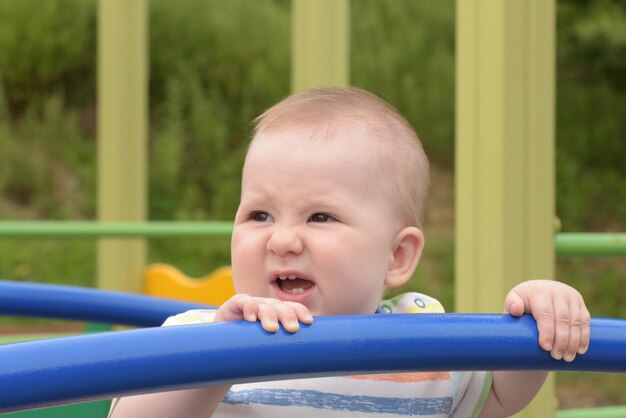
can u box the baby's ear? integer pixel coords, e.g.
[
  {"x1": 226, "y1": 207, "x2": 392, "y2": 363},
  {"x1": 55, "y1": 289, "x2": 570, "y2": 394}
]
[{"x1": 385, "y1": 227, "x2": 425, "y2": 288}]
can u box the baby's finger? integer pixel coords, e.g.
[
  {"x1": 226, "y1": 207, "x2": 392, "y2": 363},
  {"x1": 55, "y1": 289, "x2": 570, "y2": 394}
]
[
  {"x1": 234, "y1": 295, "x2": 260, "y2": 323},
  {"x1": 273, "y1": 303, "x2": 301, "y2": 333},
  {"x1": 503, "y1": 291, "x2": 526, "y2": 317},
  {"x1": 550, "y1": 301, "x2": 572, "y2": 361},
  {"x1": 530, "y1": 296, "x2": 556, "y2": 352},
  {"x1": 257, "y1": 303, "x2": 280, "y2": 333},
  {"x1": 218, "y1": 293, "x2": 257, "y2": 322},
  {"x1": 562, "y1": 302, "x2": 582, "y2": 362},
  {"x1": 578, "y1": 305, "x2": 591, "y2": 355},
  {"x1": 285, "y1": 302, "x2": 314, "y2": 325}
]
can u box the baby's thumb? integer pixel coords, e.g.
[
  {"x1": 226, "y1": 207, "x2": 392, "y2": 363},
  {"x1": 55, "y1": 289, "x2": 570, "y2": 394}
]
[{"x1": 504, "y1": 291, "x2": 526, "y2": 317}]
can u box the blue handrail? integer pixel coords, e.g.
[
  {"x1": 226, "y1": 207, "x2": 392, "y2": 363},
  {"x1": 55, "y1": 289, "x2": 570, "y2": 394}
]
[
  {"x1": 0, "y1": 316, "x2": 625, "y2": 411},
  {"x1": 0, "y1": 281, "x2": 624, "y2": 413},
  {"x1": 0, "y1": 280, "x2": 209, "y2": 326}
]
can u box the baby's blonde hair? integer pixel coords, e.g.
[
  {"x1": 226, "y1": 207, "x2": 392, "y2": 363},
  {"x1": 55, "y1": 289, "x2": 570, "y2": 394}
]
[{"x1": 251, "y1": 86, "x2": 429, "y2": 229}]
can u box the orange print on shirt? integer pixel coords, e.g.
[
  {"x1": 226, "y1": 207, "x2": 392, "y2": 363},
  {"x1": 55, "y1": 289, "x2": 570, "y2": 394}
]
[{"x1": 344, "y1": 372, "x2": 450, "y2": 383}]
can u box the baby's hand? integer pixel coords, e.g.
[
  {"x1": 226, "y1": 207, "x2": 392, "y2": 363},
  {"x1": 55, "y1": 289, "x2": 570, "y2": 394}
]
[
  {"x1": 504, "y1": 280, "x2": 590, "y2": 362},
  {"x1": 214, "y1": 294, "x2": 313, "y2": 333}
]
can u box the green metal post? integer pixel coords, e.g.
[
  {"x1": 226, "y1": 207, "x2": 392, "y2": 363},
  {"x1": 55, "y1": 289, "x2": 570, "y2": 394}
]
[
  {"x1": 97, "y1": 0, "x2": 148, "y2": 293},
  {"x1": 456, "y1": 1, "x2": 556, "y2": 416},
  {"x1": 291, "y1": 0, "x2": 349, "y2": 92}
]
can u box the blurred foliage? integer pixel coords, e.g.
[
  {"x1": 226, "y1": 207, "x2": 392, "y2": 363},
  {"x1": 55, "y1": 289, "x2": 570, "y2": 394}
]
[
  {"x1": 351, "y1": 0, "x2": 456, "y2": 165},
  {"x1": 554, "y1": 1, "x2": 626, "y2": 337},
  {"x1": 556, "y1": 0, "x2": 626, "y2": 232},
  {"x1": 0, "y1": 0, "x2": 624, "y2": 310},
  {"x1": 0, "y1": 0, "x2": 96, "y2": 113},
  {"x1": 147, "y1": 0, "x2": 291, "y2": 223}
]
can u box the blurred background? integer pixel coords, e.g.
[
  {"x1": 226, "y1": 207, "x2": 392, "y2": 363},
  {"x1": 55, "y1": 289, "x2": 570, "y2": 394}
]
[{"x1": 0, "y1": 0, "x2": 624, "y2": 409}]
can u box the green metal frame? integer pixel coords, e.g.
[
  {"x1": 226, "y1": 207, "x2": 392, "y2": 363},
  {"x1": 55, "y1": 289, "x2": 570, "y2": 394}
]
[
  {"x1": 0, "y1": 222, "x2": 624, "y2": 257},
  {"x1": 556, "y1": 406, "x2": 626, "y2": 418},
  {"x1": 0, "y1": 221, "x2": 233, "y2": 238},
  {"x1": 556, "y1": 233, "x2": 626, "y2": 257}
]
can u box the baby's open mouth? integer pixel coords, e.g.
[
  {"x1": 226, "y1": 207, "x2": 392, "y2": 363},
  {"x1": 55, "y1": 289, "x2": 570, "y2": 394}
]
[{"x1": 276, "y1": 274, "x2": 314, "y2": 295}]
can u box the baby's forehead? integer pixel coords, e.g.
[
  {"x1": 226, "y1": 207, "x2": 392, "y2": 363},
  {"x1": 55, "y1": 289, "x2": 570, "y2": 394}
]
[
  {"x1": 251, "y1": 119, "x2": 390, "y2": 153},
  {"x1": 251, "y1": 120, "x2": 407, "y2": 185},
  {"x1": 247, "y1": 127, "x2": 405, "y2": 197}
]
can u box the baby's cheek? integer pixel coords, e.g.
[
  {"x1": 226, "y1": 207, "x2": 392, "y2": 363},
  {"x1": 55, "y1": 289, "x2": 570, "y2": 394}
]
[{"x1": 231, "y1": 262, "x2": 260, "y2": 295}]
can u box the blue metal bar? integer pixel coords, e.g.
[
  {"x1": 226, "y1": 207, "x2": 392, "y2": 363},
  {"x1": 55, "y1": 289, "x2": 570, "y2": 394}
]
[
  {"x1": 0, "y1": 314, "x2": 624, "y2": 413},
  {"x1": 0, "y1": 280, "x2": 209, "y2": 327}
]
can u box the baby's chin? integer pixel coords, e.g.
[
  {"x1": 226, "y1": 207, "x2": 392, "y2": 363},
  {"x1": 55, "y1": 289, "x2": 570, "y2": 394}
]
[{"x1": 308, "y1": 304, "x2": 379, "y2": 317}]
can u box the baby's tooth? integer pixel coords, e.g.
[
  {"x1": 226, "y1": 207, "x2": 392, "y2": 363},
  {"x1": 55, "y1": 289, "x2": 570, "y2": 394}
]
[
  {"x1": 288, "y1": 274, "x2": 297, "y2": 280},
  {"x1": 278, "y1": 275, "x2": 287, "y2": 280}
]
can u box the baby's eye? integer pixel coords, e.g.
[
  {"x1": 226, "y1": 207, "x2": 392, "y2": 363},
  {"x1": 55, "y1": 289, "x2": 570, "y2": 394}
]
[
  {"x1": 250, "y1": 211, "x2": 273, "y2": 222},
  {"x1": 308, "y1": 213, "x2": 335, "y2": 223}
]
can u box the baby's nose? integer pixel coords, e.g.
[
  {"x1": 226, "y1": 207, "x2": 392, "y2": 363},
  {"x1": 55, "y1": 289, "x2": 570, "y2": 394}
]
[{"x1": 266, "y1": 226, "x2": 303, "y2": 256}]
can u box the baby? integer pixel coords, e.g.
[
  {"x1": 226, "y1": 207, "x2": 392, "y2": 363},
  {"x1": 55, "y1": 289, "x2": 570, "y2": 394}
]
[{"x1": 111, "y1": 87, "x2": 590, "y2": 418}]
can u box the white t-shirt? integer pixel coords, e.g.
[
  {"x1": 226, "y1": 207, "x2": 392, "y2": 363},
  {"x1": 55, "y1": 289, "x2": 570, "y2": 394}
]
[{"x1": 159, "y1": 293, "x2": 492, "y2": 418}]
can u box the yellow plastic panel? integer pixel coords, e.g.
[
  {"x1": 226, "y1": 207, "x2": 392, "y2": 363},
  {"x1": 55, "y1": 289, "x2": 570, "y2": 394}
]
[{"x1": 144, "y1": 264, "x2": 235, "y2": 306}]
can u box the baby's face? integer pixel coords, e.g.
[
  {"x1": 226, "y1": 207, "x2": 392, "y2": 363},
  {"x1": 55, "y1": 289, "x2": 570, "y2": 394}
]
[{"x1": 231, "y1": 126, "x2": 402, "y2": 316}]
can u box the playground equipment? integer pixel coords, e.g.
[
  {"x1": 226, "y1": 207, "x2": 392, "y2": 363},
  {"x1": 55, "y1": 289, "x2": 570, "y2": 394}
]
[
  {"x1": 0, "y1": 280, "x2": 625, "y2": 415},
  {"x1": 144, "y1": 264, "x2": 235, "y2": 306},
  {"x1": 0, "y1": 2, "x2": 623, "y2": 417},
  {"x1": 0, "y1": 280, "x2": 208, "y2": 328},
  {"x1": 0, "y1": 228, "x2": 625, "y2": 417}
]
